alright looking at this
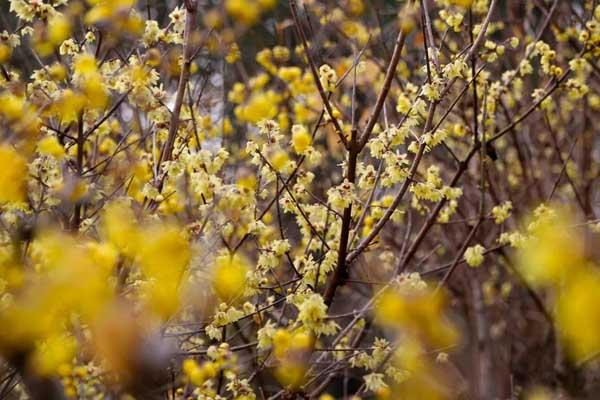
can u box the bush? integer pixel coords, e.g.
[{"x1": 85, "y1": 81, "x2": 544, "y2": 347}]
[{"x1": 0, "y1": 0, "x2": 600, "y2": 399}]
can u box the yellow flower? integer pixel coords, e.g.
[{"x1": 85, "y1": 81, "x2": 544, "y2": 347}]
[
  {"x1": 258, "y1": 0, "x2": 277, "y2": 9},
  {"x1": 464, "y1": 244, "x2": 485, "y2": 267},
  {"x1": 291, "y1": 124, "x2": 311, "y2": 154},
  {"x1": 142, "y1": 20, "x2": 161, "y2": 47},
  {"x1": 48, "y1": 14, "x2": 72, "y2": 47},
  {"x1": 225, "y1": 0, "x2": 261, "y2": 26},
  {"x1": 0, "y1": 44, "x2": 11, "y2": 63},
  {"x1": 183, "y1": 359, "x2": 203, "y2": 385},
  {"x1": 278, "y1": 66, "x2": 302, "y2": 82},
  {"x1": 0, "y1": 93, "x2": 25, "y2": 121},
  {"x1": 525, "y1": 387, "x2": 553, "y2": 400},
  {"x1": 82, "y1": 79, "x2": 109, "y2": 110},
  {"x1": 398, "y1": 3, "x2": 418, "y2": 34},
  {"x1": 556, "y1": 268, "x2": 600, "y2": 362},
  {"x1": 9, "y1": 0, "x2": 35, "y2": 21},
  {"x1": 53, "y1": 89, "x2": 86, "y2": 124},
  {"x1": 48, "y1": 63, "x2": 67, "y2": 81},
  {"x1": 238, "y1": 91, "x2": 280, "y2": 123},
  {"x1": 272, "y1": 328, "x2": 311, "y2": 388},
  {"x1": 102, "y1": 201, "x2": 140, "y2": 256},
  {"x1": 212, "y1": 253, "x2": 249, "y2": 303},
  {"x1": 318, "y1": 64, "x2": 337, "y2": 92},
  {"x1": 30, "y1": 334, "x2": 77, "y2": 376},
  {"x1": 297, "y1": 294, "x2": 327, "y2": 330},
  {"x1": 74, "y1": 54, "x2": 98, "y2": 78},
  {"x1": 396, "y1": 93, "x2": 411, "y2": 114},
  {"x1": 0, "y1": 145, "x2": 27, "y2": 203},
  {"x1": 491, "y1": 201, "x2": 512, "y2": 224},
  {"x1": 226, "y1": 43, "x2": 241, "y2": 64},
  {"x1": 272, "y1": 329, "x2": 292, "y2": 358},
  {"x1": 237, "y1": 174, "x2": 257, "y2": 193},
  {"x1": 84, "y1": 0, "x2": 137, "y2": 26},
  {"x1": 364, "y1": 372, "x2": 388, "y2": 394},
  {"x1": 138, "y1": 225, "x2": 190, "y2": 276},
  {"x1": 375, "y1": 286, "x2": 457, "y2": 347},
  {"x1": 448, "y1": 0, "x2": 474, "y2": 8},
  {"x1": 37, "y1": 135, "x2": 65, "y2": 159},
  {"x1": 275, "y1": 363, "x2": 307, "y2": 389},
  {"x1": 85, "y1": 242, "x2": 119, "y2": 272},
  {"x1": 517, "y1": 209, "x2": 584, "y2": 286},
  {"x1": 270, "y1": 150, "x2": 290, "y2": 172},
  {"x1": 137, "y1": 224, "x2": 190, "y2": 317}
]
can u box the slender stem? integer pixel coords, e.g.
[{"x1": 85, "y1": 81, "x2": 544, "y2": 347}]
[
  {"x1": 289, "y1": 0, "x2": 348, "y2": 149},
  {"x1": 358, "y1": 8, "x2": 410, "y2": 149},
  {"x1": 158, "y1": 1, "x2": 198, "y2": 168}
]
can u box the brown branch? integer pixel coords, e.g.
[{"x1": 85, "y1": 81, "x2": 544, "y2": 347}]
[
  {"x1": 322, "y1": 132, "x2": 359, "y2": 306},
  {"x1": 357, "y1": 3, "x2": 411, "y2": 149},
  {"x1": 158, "y1": 0, "x2": 198, "y2": 168},
  {"x1": 289, "y1": 0, "x2": 349, "y2": 149}
]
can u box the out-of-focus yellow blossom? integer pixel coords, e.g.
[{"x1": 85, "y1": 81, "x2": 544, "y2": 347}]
[
  {"x1": 275, "y1": 361, "x2": 308, "y2": 389},
  {"x1": 441, "y1": 0, "x2": 474, "y2": 7},
  {"x1": 70, "y1": 54, "x2": 109, "y2": 110},
  {"x1": 525, "y1": 387, "x2": 553, "y2": 400},
  {"x1": 226, "y1": 43, "x2": 241, "y2": 64},
  {"x1": 48, "y1": 13, "x2": 72, "y2": 46},
  {"x1": 236, "y1": 91, "x2": 280, "y2": 123},
  {"x1": 51, "y1": 89, "x2": 85, "y2": 124},
  {"x1": 398, "y1": 3, "x2": 418, "y2": 34},
  {"x1": 101, "y1": 201, "x2": 140, "y2": 256},
  {"x1": 375, "y1": 283, "x2": 457, "y2": 348},
  {"x1": 137, "y1": 224, "x2": 190, "y2": 317},
  {"x1": 269, "y1": 149, "x2": 291, "y2": 173},
  {"x1": 85, "y1": 0, "x2": 143, "y2": 36},
  {"x1": 319, "y1": 394, "x2": 335, "y2": 400},
  {"x1": 291, "y1": 124, "x2": 312, "y2": 154},
  {"x1": 0, "y1": 92, "x2": 26, "y2": 121},
  {"x1": 517, "y1": 208, "x2": 584, "y2": 286},
  {"x1": 278, "y1": 66, "x2": 302, "y2": 82},
  {"x1": 225, "y1": 0, "x2": 263, "y2": 26},
  {"x1": 37, "y1": 135, "x2": 65, "y2": 159},
  {"x1": 48, "y1": 62, "x2": 67, "y2": 81},
  {"x1": 556, "y1": 268, "x2": 600, "y2": 362},
  {"x1": 272, "y1": 329, "x2": 312, "y2": 358},
  {"x1": 0, "y1": 145, "x2": 27, "y2": 203},
  {"x1": 212, "y1": 253, "x2": 249, "y2": 303},
  {"x1": 0, "y1": 44, "x2": 12, "y2": 63},
  {"x1": 85, "y1": 241, "x2": 119, "y2": 272},
  {"x1": 30, "y1": 334, "x2": 77, "y2": 376},
  {"x1": 272, "y1": 45, "x2": 290, "y2": 62},
  {"x1": 272, "y1": 328, "x2": 311, "y2": 388},
  {"x1": 182, "y1": 358, "x2": 219, "y2": 386},
  {"x1": 73, "y1": 53, "x2": 98, "y2": 78},
  {"x1": 0, "y1": 230, "x2": 120, "y2": 364},
  {"x1": 514, "y1": 208, "x2": 600, "y2": 362},
  {"x1": 237, "y1": 174, "x2": 257, "y2": 193}
]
